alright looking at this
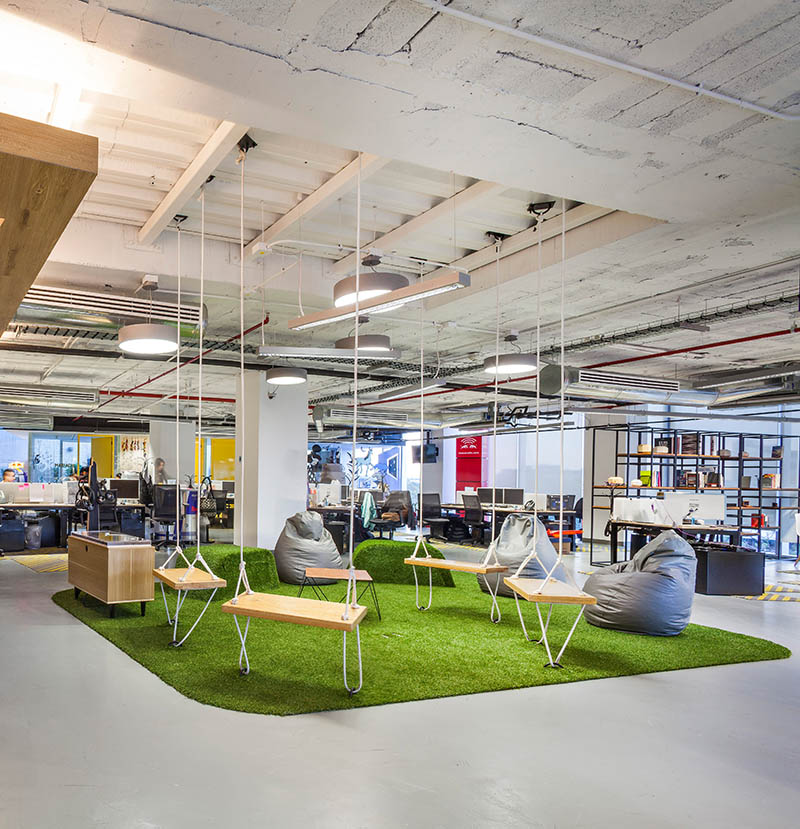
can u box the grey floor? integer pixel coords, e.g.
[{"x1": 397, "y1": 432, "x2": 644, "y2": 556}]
[{"x1": 1, "y1": 546, "x2": 798, "y2": 828}]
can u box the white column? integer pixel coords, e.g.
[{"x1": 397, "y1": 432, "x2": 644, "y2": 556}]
[{"x1": 234, "y1": 370, "x2": 308, "y2": 548}]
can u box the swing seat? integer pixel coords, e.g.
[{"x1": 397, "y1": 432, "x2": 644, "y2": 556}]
[
  {"x1": 504, "y1": 576, "x2": 597, "y2": 605},
  {"x1": 221, "y1": 592, "x2": 367, "y2": 632},
  {"x1": 404, "y1": 557, "x2": 507, "y2": 575},
  {"x1": 153, "y1": 567, "x2": 227, "y2": 591}
]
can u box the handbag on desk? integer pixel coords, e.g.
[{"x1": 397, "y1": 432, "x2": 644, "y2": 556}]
[{"x1": 199, "y1": 476, "x2": 217, "y2": 515}]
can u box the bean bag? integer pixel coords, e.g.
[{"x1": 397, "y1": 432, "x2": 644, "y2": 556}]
[
  {"x1": 477, "y1": 513, "x2": 567, "y2": 598},
  {"x1": 583, "y1": 530, "x2": 696, "y2": 636},
  {"x1": 273, "y1": 510, "x2": 343, "y2": 585}
]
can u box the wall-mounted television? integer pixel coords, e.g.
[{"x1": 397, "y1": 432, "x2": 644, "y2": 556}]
[{"x1": 412, "y1": 443, "x2": 439, "y2": 464}]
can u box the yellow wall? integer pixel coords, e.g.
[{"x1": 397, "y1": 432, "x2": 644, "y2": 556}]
[
  {"x1": 210, "y1": 438, "x2": 235, "y2": 480},
  {"x1": 90, "y1": 435, "x2": 114, "y2": 478}
]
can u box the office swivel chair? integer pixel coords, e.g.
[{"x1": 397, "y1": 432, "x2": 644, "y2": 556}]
[
  {"x1": 421, "y1": 493, "x2": 450, "y2": 540},
  {"x1": 151, "y1": 485, "x2": 179, "y2": 548},
  {"x1": 462, "y1": 493, "x2": 490, "y2": 545}
]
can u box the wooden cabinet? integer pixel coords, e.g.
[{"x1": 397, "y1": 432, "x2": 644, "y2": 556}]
[{"x1": 68, "y1": 532, "x2": 154, "y2": 616}]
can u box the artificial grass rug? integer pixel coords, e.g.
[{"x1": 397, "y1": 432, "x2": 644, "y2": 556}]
[{"x1": 53, "y1": 572, "x2": 789, "y2": 716}]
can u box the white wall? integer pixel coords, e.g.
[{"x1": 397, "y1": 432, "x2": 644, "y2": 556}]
[
  {"x1": 235, "y1": 371, "x2": 308, "y2": 549},
  {"x1": 519, "y1": 415, "x2": 585, "y2": 501}
]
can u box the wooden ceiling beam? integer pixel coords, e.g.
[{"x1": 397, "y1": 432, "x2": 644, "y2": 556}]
[{"x1": 0, "y1": 112, "x2": 97, "y2": 332}]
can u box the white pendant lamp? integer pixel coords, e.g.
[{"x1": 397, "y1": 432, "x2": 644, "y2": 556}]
[
  {"x1": 266, "y1": 366, "x2": 307, "y2": 385},
  {"x1": 333, "y1": 272, "x2": 408, "y2": 307},
  {"x1": 483, "y1": 353, "x2": 538, "y2": 375},
  {"x1": 335, "y1": 334, "x2": 392, "y2": 352},
  {"x1": 118, "y1": 322, "x2": 178, "y2": 355}
]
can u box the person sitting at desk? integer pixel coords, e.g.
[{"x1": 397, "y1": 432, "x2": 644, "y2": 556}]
[
  {"x1": 3, "y1": 468, "x2": 16, "y2": 482},
  {"x1": 154, "y1": 457, "x2": 168, "y2": 485}
]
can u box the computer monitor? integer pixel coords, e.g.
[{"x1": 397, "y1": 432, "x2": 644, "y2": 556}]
[
  {"x1": 663, "y1": 491, "x2": 725, "y2": 523},
  {"x1": 547, "y1": 494, "x2": 576, "y2": 511},
  {"x1": 503, "y1": 488, "x2": 524, "y2": 506},
  {"x1": 477, "y1": 488, "x2": 493, "y2": 505},
  {"x1": 109, "y1": 478, "x2": 139, "y2": 500},
  {"x1": 222, "y1": 481, "x2": 235, "y2": 493}
]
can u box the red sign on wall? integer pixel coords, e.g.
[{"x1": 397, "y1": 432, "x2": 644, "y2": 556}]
[{"x1": 456, "y1": 436, "x2": 483, "y2": 492}]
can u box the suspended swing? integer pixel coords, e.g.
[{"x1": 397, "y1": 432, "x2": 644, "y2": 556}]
[
  {"x1": 153, "y1": 187, "x2": 226, "y2": 647},
  {"x1": 404, "y1": 252, "x2": 507, "y2": 622},
  {"x1": 220, "y1": 148, "x2": 366, "y2": 694},
  {"x1": 503, "y1": 199, "x2": 595, "y2": 668}
]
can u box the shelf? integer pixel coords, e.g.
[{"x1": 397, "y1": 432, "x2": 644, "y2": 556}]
[
  {"x1": 594, "y1": 485, "x2": 800, "y2": 492},
  {"x1": 617, "y1": 453, "x2": 783, "y2": 462}
]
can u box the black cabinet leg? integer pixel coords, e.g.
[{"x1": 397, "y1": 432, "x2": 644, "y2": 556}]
[
  {"x1": 74, "y1": 587, "x2": 80, "y2": 600},
  {"x1": 109, "y1": 604, "x2": 116, "y2": 619},
  {"x1": 140, "y1": 601, "x2": 146, "y2": 617}
]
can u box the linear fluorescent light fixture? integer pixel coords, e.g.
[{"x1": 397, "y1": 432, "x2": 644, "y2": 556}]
[
  {"x1": 372, "y1": 379, "x2": 448, "y2": 402},
  {"x1": 258, "y1": 345, "x2": 401, "y2": 361},
  {"x1": 288, "y1": 272, "x2": 471, "y2": 331}
]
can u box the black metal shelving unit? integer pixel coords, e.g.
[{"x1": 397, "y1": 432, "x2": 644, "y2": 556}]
[{"x1": 588, "y1": 424, "x2": 800, "y2": 566}]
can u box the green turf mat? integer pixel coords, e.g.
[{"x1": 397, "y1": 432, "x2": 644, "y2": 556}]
[
  {"x1": 53, "y1": 568, "x2": 790, "y2": 716},
  {"x1": 353, "y1": 539, "x2": 455, "y2": 586},
  {"x1": 175, "y1": 545, "x2": 278, "y2": 602}
]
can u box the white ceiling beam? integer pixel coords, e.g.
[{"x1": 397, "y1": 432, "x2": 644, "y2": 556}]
[
  {"x1": 137, "y1": 120, "x2": 249, "y2": 246},
  {"x1": 244, "y1": 152, "x2": 389, "y2": 257},
  {"x1": 426, "y1": 203, "x2": 615, "y2": 279},
  {"x1": 332, "y1": 180, "x2": 508, "y2": 275}
]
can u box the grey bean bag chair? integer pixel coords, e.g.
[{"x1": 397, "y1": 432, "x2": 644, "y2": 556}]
[
  {"x1": 583, "y1": 530, "x2": 696, "y2": 636},
  {"x1": 273, "y1": 511, "x2": 343, "y2": 585},
  {"x1": 477, "y1": 514, "x2": 568, "y2": 598}
]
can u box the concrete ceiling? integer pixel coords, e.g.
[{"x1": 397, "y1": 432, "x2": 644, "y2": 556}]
[{"x1": 0, "y1": 0, "x2": 798, "y2": 430}]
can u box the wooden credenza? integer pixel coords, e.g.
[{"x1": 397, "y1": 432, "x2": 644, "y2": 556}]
[{"x1": 68, "y1": 531, "x2": 154, "y2": 617}]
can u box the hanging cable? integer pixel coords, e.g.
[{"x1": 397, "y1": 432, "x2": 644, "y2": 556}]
[
  {"x1": 491, "y1": 242, "x2": 500, "y2": 541},
  {"x1": 232, "y1": 146, "x2": 252, "y2": 603},
  {"x1": 175, "y1": 222, "x2": 182, "y2": 556},
  {"x1": 196, "y1": 190, "x2": 205, "y2": 565},
  {"x1": 343, "y1": 154, "x2": 362, "y2": 621}
]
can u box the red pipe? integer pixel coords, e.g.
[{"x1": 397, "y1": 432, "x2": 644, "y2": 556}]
[
  {"x1": 99, "y1": 390, "x2": 235, "y2": 404},
  {"x1": 76, "y1": 315, "x2": 269, "y2": 419},
  {"x1": 584, "y1": 328, "x2": 794, "y2": 369},
  {"x1": 355, "y1": 328, "x2": 798, "y2": 407}
]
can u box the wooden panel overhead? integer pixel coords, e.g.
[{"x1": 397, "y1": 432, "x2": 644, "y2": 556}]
[{"x1": 0, "y1": 112, "x2": 97, "y2": 331}]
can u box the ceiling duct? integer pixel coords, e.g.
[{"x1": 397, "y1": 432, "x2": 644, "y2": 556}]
[
  {"x1": 16, "y1": 286, "x2": 205, "y2": 335},
  {"x1": 537, "y1": 365, "x2": 781, "y2": 408},
  {"x1": 0, "y1": 384, "x2": 98, "y2": 409},
  {"x1": 0, "y1": 408, "x2": 53, "y2": 430}
]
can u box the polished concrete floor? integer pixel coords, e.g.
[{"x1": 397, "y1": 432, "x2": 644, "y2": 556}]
[{"x1": 1, "y1": 549, "x2": 798, "y2": 828}]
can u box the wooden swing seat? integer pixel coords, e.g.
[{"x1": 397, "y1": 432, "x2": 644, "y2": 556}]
[
  {"x1": 153, "y1": 567, "x2": 227, "y2": 591},
  {"x1": 221, "y1": 592, "x2": 367, "y2": 632},
  {"x1": 404, "y1": 557, "x2": 507, "y2": 575},
  {"x1": 504, "y1": 576, "x2": 597, "y2": 605}
]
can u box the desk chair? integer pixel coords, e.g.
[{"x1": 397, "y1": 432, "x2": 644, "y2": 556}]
[
  {"x1": 151, "y1": 485, "x2": 180, "y2": 548},
  {"x1": 463, "y1": 493, "x2": 490, "y2": 545},
  {"x1": 421, "y1": 493, "x2": 450, "y2": 540}
]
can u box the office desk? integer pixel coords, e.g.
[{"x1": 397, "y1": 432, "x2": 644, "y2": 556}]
[
  {"x1": 608, "y1": 520, "x2": 751, "y2": 564},
  {"x1": 441, "y1": 505, "x2": 579, "y2": 547},
  {"x1": 0, "y1": 503, "x2": 148, "y2": 554}
]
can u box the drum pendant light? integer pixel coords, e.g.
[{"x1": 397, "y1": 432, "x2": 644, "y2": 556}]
[
  {"x1": 333, "y1": 271, "x2": 408, "y2": 307},
  {"x1": 483, "y1": 352, "x2": 537, "y2": 375},
  {"x1": 118, "y1": 322, "x2": 178, "y2": 355},
  {"x1": 335, "y1": 334, "x2": 392, "y2": 352},
  {"x1": 265, "y1": 366, "x2": 307, "y2": 385}
]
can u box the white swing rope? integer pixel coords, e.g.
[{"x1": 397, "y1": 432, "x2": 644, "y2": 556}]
[
  {"x1": 510, "y1": 212, "x2": 549, "y2": 642},
  {"x1": 342, "y1": 154, "x2": 363, "y2": 695},
  {"x1": 159, "y1": 221, "x2": 192, "y2": 572},
  {"x1": 231, "y1": 147, "x2": 252, "y2": 604},
  {"x1": 180, "y1": 187, "x2": 220, "y2": 583},
  {"x1": 409, "y1": 260, "x2": 435, "y2": 611}
]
